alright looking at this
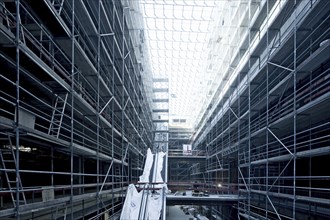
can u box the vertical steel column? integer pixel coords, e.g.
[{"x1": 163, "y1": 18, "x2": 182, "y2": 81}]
[
  {"x1": 247, "y1": 1, "x2": 252, "y2": 217},
  {"x1": 207, "y1": 122, "x2": 210, "y2": 183},
  {"x1": 265, "y1": 0, "x2": 269, "y2": 218},
  {"x1": 220, "y1": 98, "x2": 224, "y2": 186},
  {"x1": 165, "y1": 79, "x2": 169, "y2": 185},
  {"x1": 308, "y1": 118, "x2": 311, "y2": 203},
  {"x1": 237, "y1": 36, "x2": 241, "y2": 197},
  {"x1": 122, "y1": 5, "x2": 130, "y2": 194},
  {"x1": 111, "y1": 2, "x2": 115, "y2": 216},
  {"x1": 128, "y1": 148, "x2": 130, "y2": 183},
  {"x1": 163, "y1": 93, "x2": 169, "y2": 220},
  {"x1": 228, "y1": 94, "x2": 231, "y2": 191},
  {"x1": 83, "y1": 156, "x2": 85, "y2": 195},
  {"x1": 215, "y1": 116, "x2": 217, "y2": 185},
  {"x1": 70, "y1": 0, "x2": 75, "y2": 218},
  {"x1": 15, "y1": 0, "x2": 20, "y2": 219},
  {"x1": 121, "y1": 4, "x2": 126, "y2": 195},
  {"x1": 51, "y1": 147, "x2": 54, "y2": 186},
  {"x1": 96, "y1": 0, "x2": 101, "y2": 216},
  {"x1": 79, "y1": 157, "x2": 82, "y2": 195},
  {"x1": 293, "y1": 0, "x2": 297, "y2": 218}
]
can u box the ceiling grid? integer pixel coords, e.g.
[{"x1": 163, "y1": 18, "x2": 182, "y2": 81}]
[{"x1": 140, "y1": 0, "x2": 219, "y2": 127}]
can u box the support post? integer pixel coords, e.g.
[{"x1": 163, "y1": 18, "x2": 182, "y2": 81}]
[
  {"x1": 70, "y1": 0, "x2": 75, "y2": 218},
  {"x1": 15, "y1": 0, "x2": 21, "y2": 218}
]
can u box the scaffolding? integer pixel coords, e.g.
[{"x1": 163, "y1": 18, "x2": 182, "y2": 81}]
[
  {"x1": 0, "y1": 0, "x2": 153, "y2": 219},
  {"x1": 192, "y1": 0, "x2": 330, "y2": 219},
  {"x1": 167, "y1": 127, "x2": 205, "y2": 182},
  {"x1": 0, "y1": 0, "x2": 329, "y2": 219}
]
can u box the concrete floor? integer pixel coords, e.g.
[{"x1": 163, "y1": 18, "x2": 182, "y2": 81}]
[{"x1": 166, "y1": 205, "x2": 195, "y2": 220}]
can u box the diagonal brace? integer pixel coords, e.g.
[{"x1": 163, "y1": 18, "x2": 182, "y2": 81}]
[
  {"x1": 123, "y1": 144, "x2": 129, "y2": 162},
  {"x1": 123, "y1": 97, "x2": 131, "y2": 110},
  {"x1": 229, "y1": 107, "x2": 239, "y2": 119},
  {"x1": 215, "y1": 154, "x2": 223, "y2": 169},
  {"x1": 100, "y1": 33, "x2": 114, "y2": 37},
  {"x1": 267, "y1": 194, "x2": 282, "y2": 220},
  {"x1": 268, "y1": 61, "x2": 294, "y2": 72},
  {"x1": 98, "y1": 160, "x2": 114, "y2": 195},
  {"x1": 268, "y1": 128, "x2": 293, "y2": 156},
  {"x1": 268, "y1": 157, "x2": 293, "y2": 191},
  {"x1": 238, "y1": 167, "x2": 249, "y2": 191},
  {"x1": 99, "y1": 97, "x2": 113, "y2": 114}
]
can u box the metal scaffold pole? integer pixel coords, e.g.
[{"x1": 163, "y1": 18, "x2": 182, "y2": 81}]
[
  {"x1": 70, "y1": 0, "x2": 75, "y2": 218},
  {"x1": 96, "y1": 0, "x2": 101, "y2": 217},
  {"x1": 293, "y1": 0, "x2": 297, "y2": 218},
  {"x1": 266, "y1": 0, "x2": 270, "y2": 217},
  {"x1": 15, "y1": 1, "x2": 20, "y2": 218},
  {"x1": 111, "y1": 2, "x2": 116, "y2": 217}
]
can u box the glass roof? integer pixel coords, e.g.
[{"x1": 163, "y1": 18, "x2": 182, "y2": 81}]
[{"x1": 139, "y1": 0, "x2": 220, "y2": 128}]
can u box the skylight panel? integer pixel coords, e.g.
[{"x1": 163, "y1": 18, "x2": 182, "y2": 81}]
[
  {"x1": 172, "y1": 31, "x2": 181, "y2": 41},
  {"x1": 157, "y1": 41, "x2": 165, "y2": 50},
  {"x1": 202, "y1": 6, "x2": 213, "y2": 19},
  {"x1": 147, "y1": 30, "x2": 157, "y2": 40},
  {"x1": 192, "y1": 6, "x2": 203, "y2": 19},
  {"x1": 164, "y1": 0, "x2": 175, "y2": 5},
  {"x1": 173, "y1": 5, "x2": 183, "y2": 18},
  {"x1": 154, "y1": 4, "x2": 164, "y2": 17},
  {"x1": 164, "y1": 4, "x2": 174, "y2": 18},
  {"x1": 165, "y1": 50, "x2": 172, "y2": 58},
  {"x1": 143, "y1": 4, "x2": 154, "y2": 16},
  {"x1": 155, "y1": 19, "x2": 165, "y2": 29},
  {"x1": 182, "y1": 5, "x2": 193, "y2": 19},
  {"x1": 173, "y1": 0, "x2": 186, "y2": 7},
  {"x1": 173, "y1": 20, "x2": 183, "y2": 31},
  {"x1": 199, "y1": 20, "x2": 210, "y2": 32},
  {"x1": 189, "y1": 21, "x2": 199, "y2": 32},
  {"x1": 181, "y1": 20, "x2": 191, "y2": 31},
  {"x1": 140, "y1": 0, "x2": 219, "y2": 127},
  {"x1": 164, "y1": 19, "x2": 173, "y2": 30}
]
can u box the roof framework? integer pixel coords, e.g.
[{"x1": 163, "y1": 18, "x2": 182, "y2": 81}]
[{"x1": 140, "y1": 0, "x2": 220, "y2": 127}]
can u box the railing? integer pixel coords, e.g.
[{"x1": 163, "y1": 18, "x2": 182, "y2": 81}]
[
  {"x1": 0, "y1": 178, "x2": 128, "y2": 208},
  {"x1": 167, "y1": 181, "x2": 239, "y2": 195},
  {"x1": 168, "y1": 149, "x2": 207, "y2": 157}
]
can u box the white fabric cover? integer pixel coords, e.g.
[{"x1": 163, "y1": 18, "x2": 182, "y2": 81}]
[
  {"x1": 139, "y1": 148, "x2": 154, "y2": 183},
  {"x1": 155, "y1": 151, "x2": 165, "y2": 183},
  {"x1": 120, "y1": 184, "x2": 142, "y2": 220},
  {"x1": 120, "y1": 185, "x2": 164, "y2": 220},
  {"x1": 146, "y1": 190, "x2": 163, "y2": 220},
  {"x1": 121, "y1": 149, "x2": 166, "y2": 220}
]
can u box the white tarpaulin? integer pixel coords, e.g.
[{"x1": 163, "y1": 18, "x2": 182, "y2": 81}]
[
  {"x1": 121, "y1": 148, "x2": 166, "y2": 219},
  {"x1": 120, "y1": 184, "x2": 142, "y2": 220},
  {"x1": 139, "y1": 148, "x2": 154, "y2": 183},
  {"x1": 155, "y1": 152, "x2": 165, "y2": 183},
  {"x1": 146, "y1": 190, "x2": 163, "y2": 220}
]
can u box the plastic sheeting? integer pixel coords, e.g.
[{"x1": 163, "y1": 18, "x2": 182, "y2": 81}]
[
  {"x1": 139, "y1": 148, "x2": 153, "y2": 183},
  {"x1": 120, "y1": 184, "x2": 142, "y2": 220},
  {"x1": 154, "y1": 151, "x2": 165, "y2": 183},
  {"x1": 145, "y1": 191, "x2": 163, "y2": 219},
  {"x1": 121, "y1": 148, "x2": 166, "y2": 220},
  {"x1": 120, "y1": 184, "x2": 164, "y2": 220}
]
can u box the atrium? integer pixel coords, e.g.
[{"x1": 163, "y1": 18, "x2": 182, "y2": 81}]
[{"x1": 0, "y1": 0, "x2": 329, "y2": 219}]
